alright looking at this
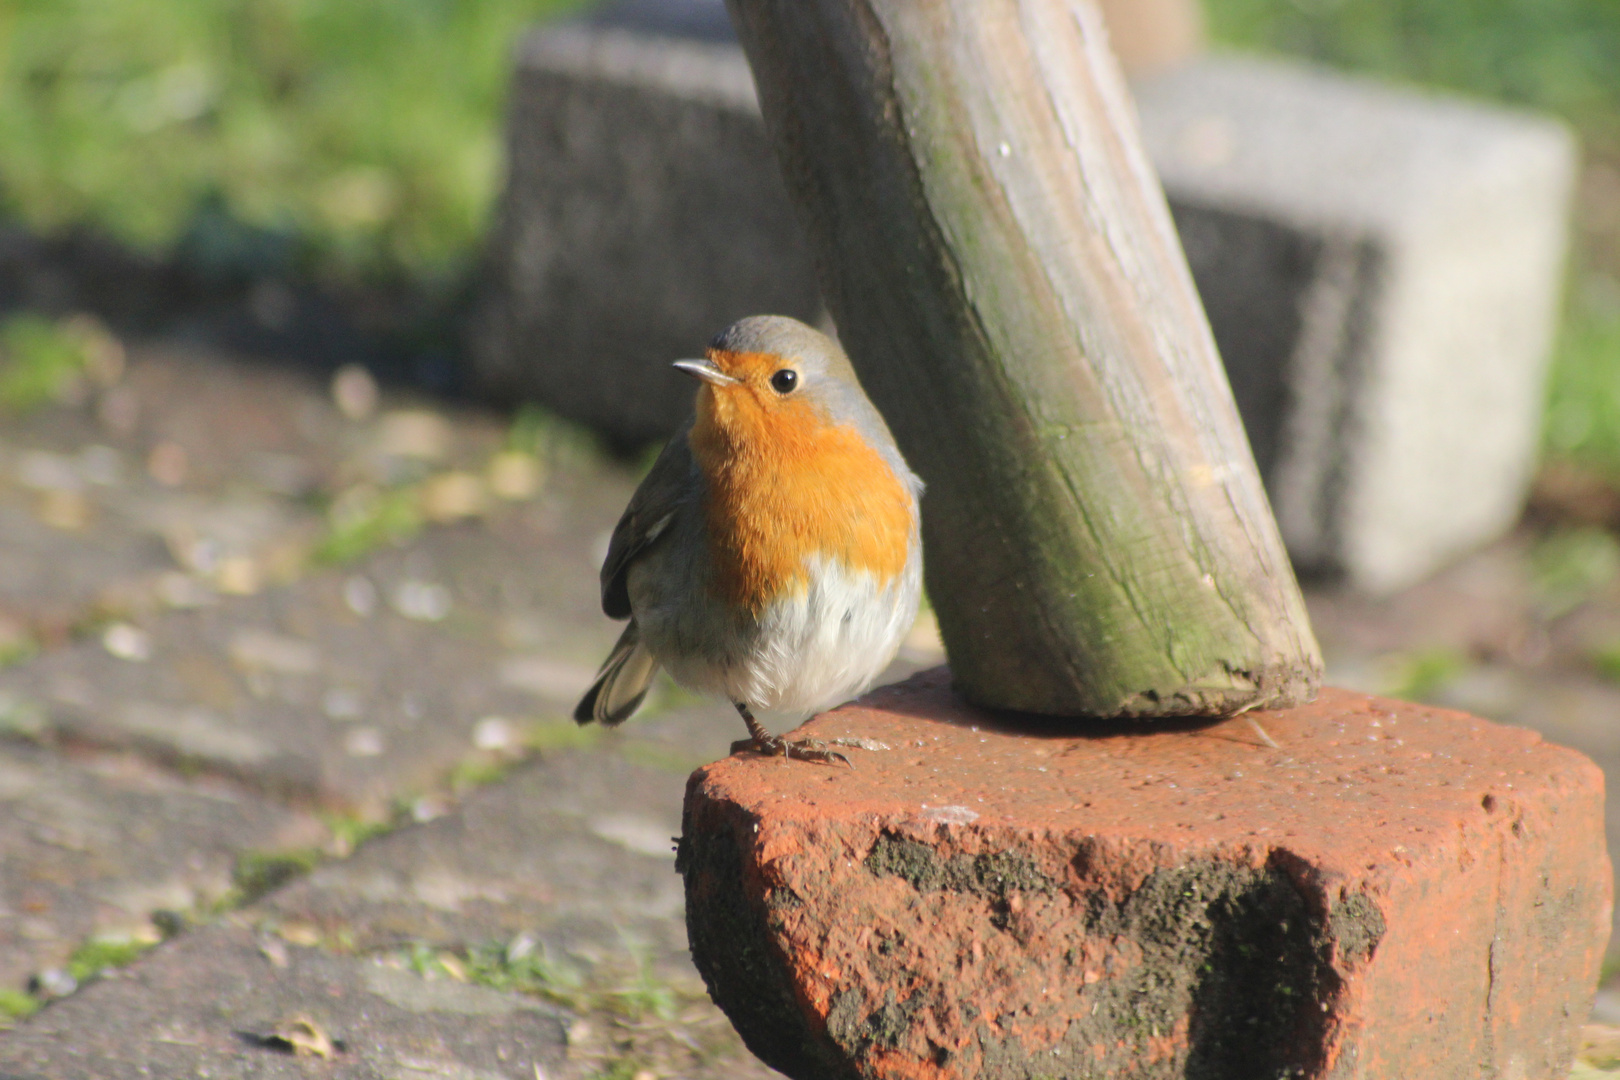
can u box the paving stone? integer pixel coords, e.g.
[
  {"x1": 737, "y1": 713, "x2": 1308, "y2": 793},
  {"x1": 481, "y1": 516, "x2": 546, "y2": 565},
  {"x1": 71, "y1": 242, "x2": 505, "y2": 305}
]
[
  {"x1": 680, "y1": 670, "x2": 1609, "y2": 1080},
  {"x1": 264, "y1": 751, "x2": 695, "y2": 980},
  {"x1": 0, "y1": 741, "x2": 325, "y2": 995},
  {"x1": 0, "y1": 750, "x2": 783, "y2": 1079},
  {"x1": 0, "y1": 523, "x2": 607, "y2": 812},
  {"x1": 0, "y1": 918, "x2": 572, "y2": 1080},
  {"x1": 0, "y1": 340, "x2": 519, "y2": 640},
  {"x1": 0, "y1": 346, "x2": 331, "y2": 637}
]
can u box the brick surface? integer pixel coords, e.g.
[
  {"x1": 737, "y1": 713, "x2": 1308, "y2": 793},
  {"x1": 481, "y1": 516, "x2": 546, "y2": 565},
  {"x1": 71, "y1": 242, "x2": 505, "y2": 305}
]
[
  {"x1": 0, "y1": 742, "x2": 325, "y2": 993},
  {"x1": 679, "y1": 670, "x2": 1610, "y2": 1080}
]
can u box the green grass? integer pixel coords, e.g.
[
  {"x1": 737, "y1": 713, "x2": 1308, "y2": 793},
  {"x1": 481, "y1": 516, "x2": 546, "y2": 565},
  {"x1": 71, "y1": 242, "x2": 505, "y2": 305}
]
[
  {"x1": 314, "y1": 484, "x2": 424, "y2": 565},
  {"x1": 1531, "y1": 526, "x2": 1620, "y2": 616},
  {"x1": 1204, "y1": 0, "x2": 1620, "y2": 127},
  {"x1": 0, "y1": 987, "x2": 39, "y2": 1025},
  {"x1": 0, "y1": 0, "x2": 582, "y2": 288},
  {"x1": 1378, "y1": 647, "x2": 1467, "y2": 702},
  {"x1": 1544, "y1": 281, "x2": 1620, "y2": 479},
  {"x1": 231, "y1": 846, "x2": 324, "y2": 904},
  {"x1": 0, "y1": 312, "x2": 117, "y2": 412},
  {"x1": 64, "y1": 935, "x2": 155, "y2": 983}
]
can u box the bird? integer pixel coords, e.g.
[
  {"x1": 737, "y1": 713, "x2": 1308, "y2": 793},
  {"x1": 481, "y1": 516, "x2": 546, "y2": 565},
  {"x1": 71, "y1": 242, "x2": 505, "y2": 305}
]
[{"x1": 573, "y1": 315, "x2": 923, "y2": 765}]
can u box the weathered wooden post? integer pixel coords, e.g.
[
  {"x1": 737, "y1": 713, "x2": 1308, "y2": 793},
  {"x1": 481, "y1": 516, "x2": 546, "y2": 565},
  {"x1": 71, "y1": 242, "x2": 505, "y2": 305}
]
[{"x1": 725, "y1": 0, "x2": 1320, "y2": 719}]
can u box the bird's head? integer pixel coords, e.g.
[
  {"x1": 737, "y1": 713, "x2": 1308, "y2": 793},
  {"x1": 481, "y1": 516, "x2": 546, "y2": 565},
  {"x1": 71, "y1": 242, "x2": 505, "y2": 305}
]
[{"x1": 675, "y1": 315, "x2": 902, "y2": 466}]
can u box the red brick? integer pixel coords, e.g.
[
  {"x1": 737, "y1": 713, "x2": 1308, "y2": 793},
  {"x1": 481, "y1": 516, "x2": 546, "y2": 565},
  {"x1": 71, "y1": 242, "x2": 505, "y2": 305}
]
[{"x1": 679, "y1": 670, "x2": 1610, "y2": 1080}]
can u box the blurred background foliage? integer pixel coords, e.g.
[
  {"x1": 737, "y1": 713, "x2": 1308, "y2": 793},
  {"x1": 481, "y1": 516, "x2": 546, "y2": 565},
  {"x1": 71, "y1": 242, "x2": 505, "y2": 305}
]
[
  {"x1": 0, "y1": 0, "x2": 579, "y2": 290},
  {"x1": 0, "y1": 0, "x2": 1616, "y2": 472}
]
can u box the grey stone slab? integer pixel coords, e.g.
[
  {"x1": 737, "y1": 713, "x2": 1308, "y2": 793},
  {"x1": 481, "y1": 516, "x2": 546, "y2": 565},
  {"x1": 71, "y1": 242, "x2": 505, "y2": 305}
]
[
  {"x1": 476, "y1": 11, "x2": 1572, "y2": 589},
  {"x1": 0, "y1": 750, "x2": 784, "y2": 1078},
  {"x1": 0, "y1": 919, "x2": 572, "y2": 1080},
  {"x1": 0, "y1": 346, "x2": 336, "y2": 635},
  {"x1": 257, "y1": 749, "x2": 784, "y2": 1078},
  {"x1": 0, "y1": 742, "x2": 326, "y2": 994},
  {"x1": 0, "y1": 341, "x2": 519, "y2": 639},
  {"x1": 263, "y1": 751, "x2": 693, "y2": 977},
  {"x1": 0, "y1": 535, "x2": 595, "y2": 813},
  {"x1": 0, "y1": 457, "x2": 774, "y2": 813}
]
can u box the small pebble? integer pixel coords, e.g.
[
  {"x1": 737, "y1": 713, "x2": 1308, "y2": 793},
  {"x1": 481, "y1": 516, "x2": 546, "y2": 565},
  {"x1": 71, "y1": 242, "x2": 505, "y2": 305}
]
[
  {"x1": 37, "y1": 490, "x2": 91, "y2": 531},
  {"x1": 30, "y1": 967, "x2": 76, "y2": 999},
  {"x1": 17, "y1": 451, "x2": 82, "y2": 492},
  {"x1": 76, "y1": 445, "x2": 123, "y2": 486},
  {"x1": 147, "y1": 442, "x2": 189, "y2": 486},
  {"x1": 377, "y1": 410, "x2": 450, "y2": 461},
  {"x1": 331, "y1": 364, "x2": 379, "y2": 421},
  {"x1": 411, "y1": 795, "x2": 448, "y2": 823},
  {"x1": 506, "y1": 932, "x2": 538, "y2": 963},
  {"x1": 473, "y1": 716, "x2": 517, "y2": 752},
  {"x1": 488, "y1": 451, "x2": 545, "y2": 500},
  {"x1": 419, "y1": 471, "x2": 488, "y2": 523},
  {"x1": 392, "y1": 580, "x2": 451, "y2": 622},
  {"x1": 343, "y1": 576, "x2": 378, "y2": 617},
  {"x1": 229, "y1": 629, "x2": 318, "y2": 675},
  {"x1": 344, "y1": 727, "x2": 385, "y2": 757},
  {"x1": 259, "y1": 936, "x2": 290, "y2": 969},
  {"x1": 322, "y1": 687, "x2": 364, "y2": 720},
  {"x1": 215, "y1": 556, "x2": 261, "y2": 596},
  {"x1": 102, "y1": 623, "x2": 152, "y2": 662},
  {"x1": 277, "y1": 922, "x2": 321, "y2": 947}
]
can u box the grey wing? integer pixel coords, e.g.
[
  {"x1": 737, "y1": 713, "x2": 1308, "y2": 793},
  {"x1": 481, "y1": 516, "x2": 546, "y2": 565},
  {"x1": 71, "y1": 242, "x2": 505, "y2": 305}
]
[{"x1": 600, "y1": 420, "x2": 698, "y2": 619}]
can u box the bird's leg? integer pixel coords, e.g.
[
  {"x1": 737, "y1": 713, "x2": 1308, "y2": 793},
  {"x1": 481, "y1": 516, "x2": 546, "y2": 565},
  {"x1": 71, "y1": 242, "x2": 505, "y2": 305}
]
[{"x1": 731, "y1": 702, "x2": 851, "y2": 768}]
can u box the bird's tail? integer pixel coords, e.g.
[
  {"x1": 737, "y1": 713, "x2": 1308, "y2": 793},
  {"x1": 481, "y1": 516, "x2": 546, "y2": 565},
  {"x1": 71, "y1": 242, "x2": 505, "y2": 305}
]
[{"x1": 574, "y1": 621, "x2": 660, "y2": 726}]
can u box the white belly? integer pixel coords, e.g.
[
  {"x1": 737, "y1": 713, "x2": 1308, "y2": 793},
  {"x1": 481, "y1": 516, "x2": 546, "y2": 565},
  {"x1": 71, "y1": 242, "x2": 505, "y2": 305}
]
[{"x1": 658, "y1": 553, "x2": 923, "y2": 724}]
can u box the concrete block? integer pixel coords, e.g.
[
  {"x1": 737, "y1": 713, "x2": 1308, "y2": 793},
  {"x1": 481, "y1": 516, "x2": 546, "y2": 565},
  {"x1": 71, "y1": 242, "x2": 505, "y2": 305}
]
[
  {"x1": 1136, "y1": 56, "x2": 1576, "y2": 593},
  {"x1": 679, "y1": 669, "x2": 1611, "y2": 1080},
  {"x1": 468, "y1": 3, "x2": 822, "y2": 446},
  {"x1": 476, "y1": 3, "x2": 1575, "y2": 589}
]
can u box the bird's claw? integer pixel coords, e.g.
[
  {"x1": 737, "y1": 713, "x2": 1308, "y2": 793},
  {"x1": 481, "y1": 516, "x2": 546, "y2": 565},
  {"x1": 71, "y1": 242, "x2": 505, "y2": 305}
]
[{"x1": 730, "y1": 735, "x2": 852, "y2": 768}]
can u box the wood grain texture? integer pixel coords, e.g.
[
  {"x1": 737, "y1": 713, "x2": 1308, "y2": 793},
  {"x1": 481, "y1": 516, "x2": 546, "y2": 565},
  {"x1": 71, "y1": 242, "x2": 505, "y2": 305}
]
[{"x1": 725, "y1": 0, "x2": 1321, "y2": 717}]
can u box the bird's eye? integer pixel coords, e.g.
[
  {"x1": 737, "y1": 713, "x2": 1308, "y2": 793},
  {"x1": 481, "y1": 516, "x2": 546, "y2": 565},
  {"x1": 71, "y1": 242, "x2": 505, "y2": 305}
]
[{"x1": 770, "y1": 369, "x2": 799, "y2": 394}]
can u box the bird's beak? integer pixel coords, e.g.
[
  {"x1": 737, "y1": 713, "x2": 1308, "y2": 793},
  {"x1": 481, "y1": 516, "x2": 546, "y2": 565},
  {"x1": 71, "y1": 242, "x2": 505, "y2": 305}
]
[{"x1": 672, "y1": 358, "x2": 738, "y2": 386}]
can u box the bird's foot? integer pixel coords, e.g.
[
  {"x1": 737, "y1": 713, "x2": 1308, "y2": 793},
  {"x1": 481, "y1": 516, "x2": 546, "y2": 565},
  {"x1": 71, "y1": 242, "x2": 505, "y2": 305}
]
[{"x1": 730, "y1": 734, "x2": 852, "y2": 768}]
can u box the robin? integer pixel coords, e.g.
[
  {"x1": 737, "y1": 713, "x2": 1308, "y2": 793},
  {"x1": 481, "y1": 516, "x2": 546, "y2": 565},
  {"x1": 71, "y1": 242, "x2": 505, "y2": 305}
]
[{"x1": 574, "y1": 315, "x2": 923, "y2": 765}]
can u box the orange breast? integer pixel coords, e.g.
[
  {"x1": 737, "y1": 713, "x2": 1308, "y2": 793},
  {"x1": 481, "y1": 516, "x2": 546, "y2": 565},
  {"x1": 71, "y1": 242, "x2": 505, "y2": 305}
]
[{"x1": 690, "y1": 382, "x2": 915, "y2": 615}]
